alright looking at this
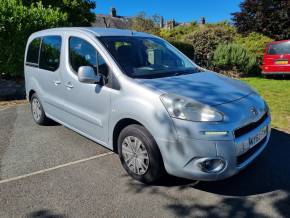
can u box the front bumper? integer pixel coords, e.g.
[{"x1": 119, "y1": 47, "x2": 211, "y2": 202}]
[{"x1": 156, "y1": 113, "x2": 271, "y2": 181}]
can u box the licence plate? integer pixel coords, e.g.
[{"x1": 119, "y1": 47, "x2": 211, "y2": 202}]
[
  {"x1": 248, "y1": 126, "x2": 268, "y2": 148},
  {"x1": 275, "y1": 60, "x2": 288, "y2": 65}
]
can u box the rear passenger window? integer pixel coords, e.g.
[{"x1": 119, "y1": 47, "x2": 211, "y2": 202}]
[
  {"x1": 26, "y1": 38, "x2": 41, "y2": 65},
  {"x1": 39, "y1": 36, "x2": 62, "y2": 71}
]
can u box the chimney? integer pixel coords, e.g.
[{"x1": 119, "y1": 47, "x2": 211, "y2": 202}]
[
  {"x1": 200, "y1": 17, "x2": 206, "y2": 25},
  {"x1": 159, "y1": 16, "x2": 164, "y2": 28},
  {"x1": 172, "y1": 18, "x2": 176, "y2": 27},
  {"x1": 110, "y1": 7, "x2": 117, "y2": 17}
]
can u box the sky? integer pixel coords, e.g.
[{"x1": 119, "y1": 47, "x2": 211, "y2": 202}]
[{"x1": 94, "y1": 0, "x2": 243, "y2": 23}]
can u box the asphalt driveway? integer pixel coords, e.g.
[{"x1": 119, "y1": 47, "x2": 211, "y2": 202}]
[{"x1": 0, "y1": 105, "x2": 290, "y2": 217}]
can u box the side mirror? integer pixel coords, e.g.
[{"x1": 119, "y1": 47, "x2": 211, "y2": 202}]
[{"x1": 78, "y1": 66, "x2": 101, "y2": 84}]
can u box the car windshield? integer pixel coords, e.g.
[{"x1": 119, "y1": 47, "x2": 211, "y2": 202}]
[
  {"x1": 268, "y1": 41, "x2": 290, "y2": 55},
  {"x1": 99, "y1": 36, "x2": 201, "y2": 79}
]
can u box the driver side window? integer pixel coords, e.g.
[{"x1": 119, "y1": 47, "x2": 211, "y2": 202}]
[{"x1": 69, "y1": 37, "x2": 108, "y2": 76}]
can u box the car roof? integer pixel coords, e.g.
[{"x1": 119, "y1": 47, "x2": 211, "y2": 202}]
[{"x1": 30, "y1": 27, "x2": 156, "y2": 38}]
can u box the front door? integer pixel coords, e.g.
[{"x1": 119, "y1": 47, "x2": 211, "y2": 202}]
[{"x1": 60, "y1": 35, "x2": 111, "y2": 145}]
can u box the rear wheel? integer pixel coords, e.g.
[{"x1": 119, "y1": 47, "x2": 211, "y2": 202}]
[
  {"x1": 118, "y1": 124, "x2": 165, "y2": 184},
  {"x1": 30, "y1": 93, "x2": 50, "y2": 125}
]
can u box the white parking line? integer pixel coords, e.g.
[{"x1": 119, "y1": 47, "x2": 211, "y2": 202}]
[{"x1": 0, "y1": 152, "x2": 114, "y2": 185}]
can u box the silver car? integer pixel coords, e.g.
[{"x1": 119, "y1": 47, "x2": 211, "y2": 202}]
[{"x1": 24, "y1": 28, "x2": 271, "y2": 184}]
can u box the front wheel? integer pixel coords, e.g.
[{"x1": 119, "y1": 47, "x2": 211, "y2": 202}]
[{"x1": 118, "y1": 124, "x2": 165, "y2": 184}]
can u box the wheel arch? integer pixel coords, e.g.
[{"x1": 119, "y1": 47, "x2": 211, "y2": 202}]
[
  {"x1": 28, "y1": 89, "x2": 36, "y2": 102},
  {"x1": 112, "y1": 118, "x2": 143, "y2": 153}
]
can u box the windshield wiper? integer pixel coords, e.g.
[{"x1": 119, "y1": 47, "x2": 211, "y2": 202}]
[
  {"x1": 173, "y1": 71, "x2": 187, "y2": 76},
  {"x1": 173, "y1": 68, "x2": 202, "y2": 76},
  {"x1": 133, "y1": 67, "x2": 204, "y2": 79}
]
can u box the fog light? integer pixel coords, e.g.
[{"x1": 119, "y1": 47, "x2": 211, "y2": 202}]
[
  {"x1": 197, "y1": 158, "x2": 225, "y2": 173},
  {"x1": 203, "y1": 131, "x2": 228, "y2": 136}
]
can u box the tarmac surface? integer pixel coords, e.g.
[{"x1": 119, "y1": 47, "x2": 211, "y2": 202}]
[{"x1": 0, "y1": 105, "x2": 290, "y2": 217}]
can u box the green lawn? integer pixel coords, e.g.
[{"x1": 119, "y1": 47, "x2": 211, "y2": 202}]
[{"x1": 241, "y1": 77, "x2": 290, "y2": 132}]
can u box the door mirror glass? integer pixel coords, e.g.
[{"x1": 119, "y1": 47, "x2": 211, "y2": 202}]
[{"x1": 78, "y1": 66, "x2": 101, "y2": 84}]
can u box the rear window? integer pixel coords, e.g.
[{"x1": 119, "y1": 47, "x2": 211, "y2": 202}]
[
  {"x1": 39, "y1": 36, "x2": 62, "y2": 71},
  {"x1": 26, "y1": 38, "x2": 41, "y2": 64},
  {"x1": 268, "y1": 41, "x2": 290, "y2": 55}
]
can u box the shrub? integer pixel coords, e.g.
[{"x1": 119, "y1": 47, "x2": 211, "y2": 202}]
[
  {"x1": 0, "y1": 0, "x2": 68, "y2": 77},
  {"x1": 234, "y1": 32, "x2": 273, "y2": 60},
  {"x1": 182, "y1": 25, "x2": 236, "y2": 67},
  {"x1": 213, "y1": 43, "x2": 258, "y2": 76}
]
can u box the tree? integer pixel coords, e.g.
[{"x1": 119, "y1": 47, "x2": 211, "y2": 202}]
[
  {"x1": 22, "y1": 0, "x2": 96, "y2": 26},
  {"x1": 0, "y1": 0, "x2": 68, "y2": 77},
  {"x1": 232, "y1": 0, "x2": 290, "y2": 40},
  {"x1": 130, "y1": 12, "x2": 160, "y2": 35}
]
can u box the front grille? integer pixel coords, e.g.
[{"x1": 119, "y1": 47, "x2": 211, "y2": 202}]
[
  {"x1": 237, "y1": 136, "x2": 267, "y2": 165},
  {"x1": 234, "y1": 112, "x2": 268, "y2": 138}
]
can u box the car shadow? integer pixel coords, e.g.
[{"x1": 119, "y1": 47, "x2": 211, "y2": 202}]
[
  {"x1": 125, "y1": 128, "x2": 290, "y2": 217},
  {"x1": 264, "y1": 74, "x2": 290, "y2": 80},
  {"x1": 45, "y1": 120, "x2": 61, "y2": 126},
  {"x1": 27, "y1": 209, "x2": 66, "y2": 218}
]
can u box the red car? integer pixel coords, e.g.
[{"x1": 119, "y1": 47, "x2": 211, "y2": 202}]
[{"x1": 262, "y1": 40, "x2": 290, "y2": 76}]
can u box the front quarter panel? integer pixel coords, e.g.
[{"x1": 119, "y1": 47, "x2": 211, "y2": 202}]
[{"x1": 109, "y1": 82, "x2": 177, "y2": 148}]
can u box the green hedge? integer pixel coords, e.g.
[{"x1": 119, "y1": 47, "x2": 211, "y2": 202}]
[
  {"x1": 159, "y1": 23, "x2": 272, "y2": 76},
  {"x1": 169, "y1": 40, "x2": 195, "y2": 60},
  {"x1": 0, "y1": 0, "x2": 68, "y2": 77}
]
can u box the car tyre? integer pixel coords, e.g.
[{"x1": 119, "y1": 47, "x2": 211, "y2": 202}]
[
  {"x1": 30, "y1": 93, "x2": 50, "y2": 125},
  {"x1": 118, "y1": 124, "x2": 165, "y2": 184},
  {"x1": 264, "y1": 75, "x2": 274, "y2": 79}
]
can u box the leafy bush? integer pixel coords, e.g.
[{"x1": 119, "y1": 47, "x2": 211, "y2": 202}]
[
  {"x1": 22, "y1": 0, "x2": 96, "y2": 26},
  {"x1": 213, "y1": 43, "x2": 258, "y2": 76},
  {"x1": 234, "y1": 32, "x2": 273, "y2": 60},
  {"x1": 182, "y1": 25, "x2": 236, "y2": 67},
  {"x1": 0, "y1": 0, "x2": 68, "y2": 77}
]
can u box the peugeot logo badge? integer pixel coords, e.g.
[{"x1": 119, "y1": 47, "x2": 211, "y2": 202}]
[{"x1": 250, "y1": 106, "x2": 258, "y2": 118}]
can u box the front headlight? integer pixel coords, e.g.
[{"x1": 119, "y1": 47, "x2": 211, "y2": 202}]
[{"x1": 160, "y1": 94, "x2": 223, "y2": 122}]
